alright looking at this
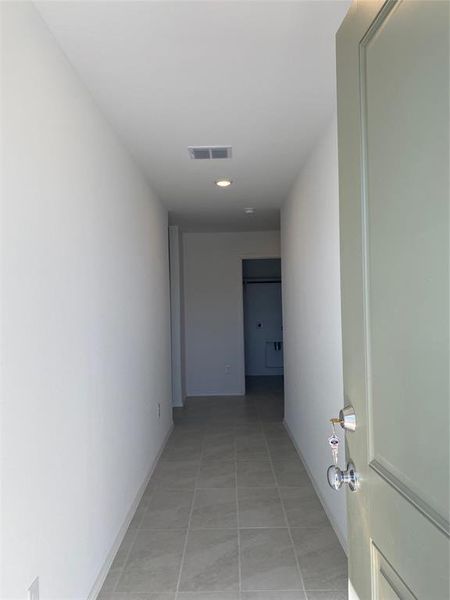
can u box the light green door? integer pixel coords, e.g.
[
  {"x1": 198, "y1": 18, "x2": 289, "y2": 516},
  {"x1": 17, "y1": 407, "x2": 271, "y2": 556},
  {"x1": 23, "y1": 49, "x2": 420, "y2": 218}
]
[{"x1": 336, "y1": 1, "x2": 449, "y2": 598}]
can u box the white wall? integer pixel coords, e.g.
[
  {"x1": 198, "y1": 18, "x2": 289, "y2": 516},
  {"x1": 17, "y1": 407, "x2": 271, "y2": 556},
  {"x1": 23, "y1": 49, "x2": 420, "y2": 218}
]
[
  {"x1": 1, "y1": 3, "x2": 172, "y2": 598},
  {"x1": 183, "y1": 231, "x2": 280, "y2": 396},
  {"x1": 281, "y1": 116, "x2": 347, "y2": 549}
]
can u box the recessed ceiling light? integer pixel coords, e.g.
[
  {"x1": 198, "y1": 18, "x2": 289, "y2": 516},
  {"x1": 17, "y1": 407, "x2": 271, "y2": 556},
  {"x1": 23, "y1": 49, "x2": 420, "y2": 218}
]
[
  {"x1": 215, "y1": 179, "x2": 232, "y2": 188},
  {"x1": 244, "y1": 208, "x2": 255, "y2": 214}
]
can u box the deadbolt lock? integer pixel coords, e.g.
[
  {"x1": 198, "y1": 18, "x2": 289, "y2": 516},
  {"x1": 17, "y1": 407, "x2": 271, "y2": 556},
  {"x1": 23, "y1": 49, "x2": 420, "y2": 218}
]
[{"x1": 330, "y1": 404, "x2": 356, "y2": 432}]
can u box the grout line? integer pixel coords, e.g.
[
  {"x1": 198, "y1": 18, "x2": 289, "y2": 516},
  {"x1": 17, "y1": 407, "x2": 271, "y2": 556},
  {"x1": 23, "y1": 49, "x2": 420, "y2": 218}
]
[
  {"x1": 109, "y1": 526, "x2": 138, "y2": 594},
  {"x1": 234, "y1": 421, "x2": 242, "y2": 594},
  {"x1": 109, "y1": 461, "x2": 159, "y2": 593},
  {"x1": 262, "y1": 419, "x2": 308, "y2": 596},
  {"x1": 174, "y1": 430, "x2": 204, "y2": 598}
]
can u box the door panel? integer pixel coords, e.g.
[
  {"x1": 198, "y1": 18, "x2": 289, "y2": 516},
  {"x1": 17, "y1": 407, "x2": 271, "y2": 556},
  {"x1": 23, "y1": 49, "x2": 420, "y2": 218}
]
[
  {"x1": 371, "y1": 544, "x2": 416, "y2": 600},
  {"x1": 337, "y1": 1, "x2": 449, "y2": 598},
  {"x1": 362, "y1": 0, "x2": 449, "y2": 525}
]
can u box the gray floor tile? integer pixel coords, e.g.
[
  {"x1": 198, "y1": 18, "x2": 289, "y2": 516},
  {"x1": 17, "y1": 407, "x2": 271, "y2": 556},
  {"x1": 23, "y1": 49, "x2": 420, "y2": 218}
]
[
  {"x1": 266, "y1": 436, "x2": 294, "y2": 449},
  {"x1": 179, "y1": 529, "x2": 239, "y2": 592},
  {"x1": 161, "y1": 447, "x2": 202, "y2": 462},
  {"x1": 167, "y1": 430, "x2": 203, "y2": 442},
  {"x1": 266, "y1": 445, "x2": 295, "y2": 456},
  {"x1": 237, "y1": 461, "x2": 276, "y2": 488},
  {"x1": 102, "y1": 385, "x2": 348, "y2": 597},
  {"x1": 162, "y1": 443, "x2": 196, "y2": 454},
  {"x1": 117, "y1": 529, "x2": 186, "y2": 593},
  {"x1": 203, "y1": 425, "x2": 236, "y2": 436},
  {"x1": 236, "y1": 434, "x2": 266, "y2": 451},
  {"x1": 271, "y1": 460, "x2": 308, "y2": 487},
  {"x1": 267, "y1": 440, "x2": 299, "y2": 460},
  {"x1": 167, "y1": 432, "x2": 203, "y2": 443},
  {"x1": 232, "y1": 414, "x2": 259, "y2": 423},
  {"x1": 270, "y1": 448, "x2": 301, "y2": 462},
  {"x1": 305, "y1": 592, "x2": 348, "y2": 600},
  {"x1": 128, "y1": 497, "x2": 152, "y2": 529},
  {"x1": 171, "y1": 420, "x2": 205, "y2": 432},
  {"x1": 177, "y1": 594, "x2": 239, "y2": 599},
  {"x1": 260, "y1": 413, "x2": 284, "y2": 423},
  {"x1": 291, "y1": 527, "x2": 347, "y2": 591},
  {"x1": 202, "y1": 433, "x2": 235, "y2": 444},
  {"x1": 142, "y1": 478, "x2": 158, "y2": 498},
  {"x1": 240, "y1": 528, "x2": 302, "y2": 591},
  {"x1": 202, "y1": 447, "x2": 236, "y2": 462},
  {"x1": 262, "y1": 423, "x2": 287, "y2": 436},
  {"x1": 98, "y1": 567, "x2": 122, "y2": 596},
  {"x1": 198, "y1": 461, "x2": 236, "y2": 488},
  {"x1": 208, "y1": 417, "x2": 241, "y2": 426},
  {"x1": 241, "y1": 593, "x2": 306, "y2": 599},
  {"x1": 279, "y1": 486, "x2": 328, "y2": 528},
  {"x1": 203, "y1": 429, "x2": 236, "y2": 439},
  {"x1": 236, "y1": 446, "x2": 269, "y2": 461},
  {"x1": 140, "y1": 489, "x2": 194, "y2": 529},
  {"x1": 203, "y1": 440, "x2": 236, "y2": 461},
  {"x1": 103, "y1": 594, "x2": 175, "y2": 599},
  {"x1": 191, "y1": 488, "x2": 237, "y2": 528},
  {"x1": 151, "y1": 462, "x2": 199, "y2": 490},
  {"x1": 111, "y1": 529, "x2": 138, "y2": 569},
  {"x1": 234, "y1": 423, "x2": 263, "y2": 434},
  {"x1": 238, "y1": 488, "x2": 286, "y2": 528}
]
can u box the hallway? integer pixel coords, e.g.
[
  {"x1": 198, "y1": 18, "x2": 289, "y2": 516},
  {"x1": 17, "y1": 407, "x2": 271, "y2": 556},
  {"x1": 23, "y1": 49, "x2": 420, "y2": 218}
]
[
  {"x1": 99, "y1": 379, "x2": 347, "y2": 598},
  {"x1": 3, "y1": 1, "x2": 449, "y2": 597}
]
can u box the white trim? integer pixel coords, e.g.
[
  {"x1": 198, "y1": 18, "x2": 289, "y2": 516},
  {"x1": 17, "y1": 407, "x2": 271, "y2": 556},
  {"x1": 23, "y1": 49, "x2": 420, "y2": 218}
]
[
  {"x1": 283, "y1": 419, "x2": 348, "y2": 555},
  {"x1": 87, "y1": 424, "x2": 174, "y2": 600},
  {"x1": 169, "y1": 225, "x2": 184, "y2": 407},
  {"x1": 349, "y1": 579, "x2": 361, "y2": 600}
]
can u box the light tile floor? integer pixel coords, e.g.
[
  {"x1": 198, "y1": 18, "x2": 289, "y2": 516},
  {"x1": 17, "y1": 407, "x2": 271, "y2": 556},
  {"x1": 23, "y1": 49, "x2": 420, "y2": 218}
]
[{"x1": 99, "y1": 377, "x2": 347, "y2": 600}]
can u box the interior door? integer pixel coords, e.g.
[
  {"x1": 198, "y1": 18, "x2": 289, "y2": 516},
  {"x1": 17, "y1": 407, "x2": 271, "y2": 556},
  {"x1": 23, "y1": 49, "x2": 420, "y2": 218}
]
[{"x1": 336, "y1": 1, "x2": 449, "y2": 598}]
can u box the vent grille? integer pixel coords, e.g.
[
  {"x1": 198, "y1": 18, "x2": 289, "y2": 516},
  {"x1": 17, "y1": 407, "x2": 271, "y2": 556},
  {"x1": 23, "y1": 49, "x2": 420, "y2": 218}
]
[{"x1": 188, "y1": 146, "x2": 232, "y2": 160}]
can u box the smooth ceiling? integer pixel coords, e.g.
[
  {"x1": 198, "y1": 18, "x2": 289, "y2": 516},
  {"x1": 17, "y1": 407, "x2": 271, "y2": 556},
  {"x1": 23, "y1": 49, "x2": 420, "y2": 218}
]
[{"x1": 36, "y1": 1, "x2": 350, "y2": 231}]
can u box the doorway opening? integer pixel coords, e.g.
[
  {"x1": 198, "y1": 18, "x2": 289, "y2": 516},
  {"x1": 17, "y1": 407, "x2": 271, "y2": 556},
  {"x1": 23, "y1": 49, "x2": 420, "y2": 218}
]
[{"x1": 242, "y1": 258, "x2": 284, "y2": 405}]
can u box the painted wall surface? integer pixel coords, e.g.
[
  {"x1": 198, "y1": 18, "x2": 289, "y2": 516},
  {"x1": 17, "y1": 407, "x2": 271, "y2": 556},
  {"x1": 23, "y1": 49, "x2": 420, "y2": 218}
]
[
  {"x1": 183, "y1": 231, "x2": 280, "y2": 396},
  {"x1": 281, "y1": 116, "x2": 347, "y2": 548},
  {"x1": 1, "y1": 3, "x2": 172, "y2": 598}
]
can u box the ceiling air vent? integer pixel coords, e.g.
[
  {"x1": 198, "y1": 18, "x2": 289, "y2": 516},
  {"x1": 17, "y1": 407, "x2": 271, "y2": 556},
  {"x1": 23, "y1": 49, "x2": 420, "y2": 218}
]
[{"x1": 188, "y1": 146, "x2": 232, "y2": 160}]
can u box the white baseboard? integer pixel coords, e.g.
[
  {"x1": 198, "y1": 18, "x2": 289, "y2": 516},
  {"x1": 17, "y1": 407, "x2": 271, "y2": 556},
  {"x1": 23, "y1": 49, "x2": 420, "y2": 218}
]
[
  {"x1": 283, "y1": 419, "x2": 348, "y2": 555},
  {"x1": 87, "y1": 423, "x2": 174, "y2": 600},
  {"x1": 349, "y1": 579, "x2": 361, "y2": 599}
]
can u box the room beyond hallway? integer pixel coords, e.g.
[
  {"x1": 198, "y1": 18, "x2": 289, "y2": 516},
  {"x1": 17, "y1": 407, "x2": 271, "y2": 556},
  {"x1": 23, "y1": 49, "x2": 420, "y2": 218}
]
[
  {"x1": 243, "y1": 259, "x2": 284, "y2": 381},
  {"x1": 99, "y1": 385, "x2": 347, "y2": 598}
]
